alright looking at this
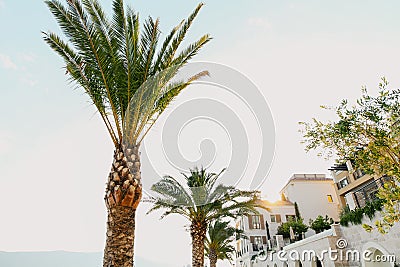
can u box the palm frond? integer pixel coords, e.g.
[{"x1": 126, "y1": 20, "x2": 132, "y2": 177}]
[
  {"x1": 152, "y1": 19, "x2": 184, "y2": 74},
  {"x1": 139, "y1": 17, "x2": 160, "y2": 82},
  {"x1": 160, "y1": 3, "x2": 204, "y2": 69},
  {"x1": 171, "y1": 34, "x2": 211, "y2": 66},
  {"x1": 148, "y1": 167, "x2": 260, "y2": 241},
  {"x1": 44, "y1": 0, "x2": 210, "y2": 148},
  {"x1": 150, "y1": 175, "x2": 194, "y2": 207},
  {"x1": 205, "y1": 220, "x2": 241, "y2": 264},
  {"x1": 43, "y1": 31, "x2": 119, "y2": 146},
  {"x1": 83, "y1": 0, "x2": 128, "y2": 120}
]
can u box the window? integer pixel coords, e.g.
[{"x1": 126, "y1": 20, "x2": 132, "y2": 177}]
[
  {"x1": 254, "y1": 236, "x2": 263, "y2": 244},
  {"x1": 252, "y1": 215, "x2": 261, "y2": 229},
  {"x1": 286, "y1": 215, "x2": 296, "y2": 222},
  {"x1": 327, "y1": 194, "x2": 333, "y2": 203},
  {"x1": 254, "y1": 236, "x2": 263, "y2": 251},
  {"x1": 270, "y1": 214, "x2": 281, "y2": 223},
  {"x1": 250, "y1": 236, "x2": 264, "y2": 251},
  {"x1": 337, "y1": 177, "x2": 349, "y2": 189}
]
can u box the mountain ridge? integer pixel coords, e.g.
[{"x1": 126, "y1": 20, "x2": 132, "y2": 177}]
[{"x1": 0, "y1": 251, "x2": 173, "y2": 267}]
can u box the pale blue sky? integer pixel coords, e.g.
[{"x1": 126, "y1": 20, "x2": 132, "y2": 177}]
[{"x1": 1, "y1": 1, "x2": 400, "y2": 266}]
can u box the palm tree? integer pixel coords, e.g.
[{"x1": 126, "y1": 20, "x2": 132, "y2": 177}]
[
  {"x1": 43, "y1": 1, "x2": 210, "y2": 266},
  {"x1": 205, "y1": 220, "x2": 245, "y2": 267},
  {"x1": 148, "y1": 167, "x2": 259, "y2": 267}
]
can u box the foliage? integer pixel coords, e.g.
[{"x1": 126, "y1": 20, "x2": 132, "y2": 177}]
[
  {"x1": 300, "y1": 78, "x2": 400, "y2": 232},
  {"x1": 339, "y1": 199, "x2": 384, "y2": 227},
  {"x1": 44, "y1": 0, "x2": 211, "y2": 147},
  {"x1": 148, "y1": 167, "x2": 261, "y2": 221},
  {"x1": 148, "y1": 167, "x2": 261, "y2": 265},
  {"x1": 309, "y1": 215, "x2": 333, "y2": 234},
  {"x1": 205, "y1": 220, "x2": 245, "y2": 265},
  {"x1": 276, "y1": 218, "x2": 308, "y2": 239},
  {"x1": 368, "y1": 181, "x2": 400, "y2": 233},
  {"x1": 44, "y1": 1, "x2": 211, "y2": 265}
]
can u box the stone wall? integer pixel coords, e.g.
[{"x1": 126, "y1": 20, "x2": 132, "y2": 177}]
[
  {"x1": 248, "y1": 212, "x2": 399, "y2": 267},
  {"x1": 340, "y1": 212, "x2": 400, "y2": 267}
]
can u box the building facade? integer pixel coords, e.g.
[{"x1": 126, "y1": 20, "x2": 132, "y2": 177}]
[
  {"x1": 280, "y1": 174, "x2": 341, "y2": 236},
  {"x1": 330, "y1": 160, "x2": 391, "y2": 210},
  {"x1": 236, "y1": 174, "x2": 343, "y2": 266},
  {"x1": 235, "y1": 170, "x2": 400, "y2": 267},
  {"x1": 236, "y1": 199, "x2": 296, "y2": 267}
]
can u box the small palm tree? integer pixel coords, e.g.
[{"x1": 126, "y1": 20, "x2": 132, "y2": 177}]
[
  {"x1": 148, "y1": 167, "x2": 259, "y2": 267},
  {"x1": 43, "y1": 1, "x2": 210, "y2": 266},
  {"x1": 205, "y1": 220, "x2": 245, "y2": 267}
]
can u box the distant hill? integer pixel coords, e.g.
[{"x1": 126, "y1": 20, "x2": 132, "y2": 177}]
[{"x1": 0, "y1": 251, "x2": 174, "y2": 267}]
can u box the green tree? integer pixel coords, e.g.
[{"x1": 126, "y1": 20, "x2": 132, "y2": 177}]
[
  {"x1": 205, "y1": 220, "x2": 245, "y2": 267},
  {"x1": 309, "y1": 215, "x2": 333, "y2": 234},
  {"x1": 43, "y1": 1, "x2": 210, "y2": 266},
  {"x1": 148, "y1": 167, "x2": 260, "y2": 267},
  {"x1": 276, "y1": 218, "x2": 308, "y2": 239},
  {"x1": 300, "y1": 78, "x2": 400, "y2": 233}
]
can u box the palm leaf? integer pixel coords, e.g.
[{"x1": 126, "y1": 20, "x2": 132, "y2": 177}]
[{"x1": 44, "y1": 0, "x2": 210, "y2": 148}]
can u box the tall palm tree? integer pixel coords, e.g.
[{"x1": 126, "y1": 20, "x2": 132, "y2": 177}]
[
  {"x1": 205, "y1": 220, "x2": 245, "y2": 267},
  {"x1": 43, "y1": 1, "x2": 210, "y2": 266},
  {"x1": 148, "y1": 167, "x2": 259, "y2": 267}
]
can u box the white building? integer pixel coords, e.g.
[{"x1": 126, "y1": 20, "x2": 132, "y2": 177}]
[
  {"x1": 239, "y1": 171, "x2": 400, "y2": 267},
  {"x1": 236, "y1": 199, "x2": 296, "y2": 267},
  {"x1": 280, "y1": 174, "x2": 340, "y2": 225},
  {"x1": 236, "y1": 174, "x2": 344, "y2": 266}
]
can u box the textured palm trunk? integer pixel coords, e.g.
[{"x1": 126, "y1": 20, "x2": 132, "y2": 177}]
[
  {"x1": 191, "y1": 222, "x2": 207, "y2": 267},
  {"x1": 103, "y1": 145, "x2": 142, "y2": 267},
  {"x1": 209, "y1": 249, "x2": 217, "y2": 267}
]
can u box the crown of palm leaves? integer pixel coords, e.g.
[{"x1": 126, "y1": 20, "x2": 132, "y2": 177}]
[{"x1": 43, "y1": 0, "x2": 211, "y2": 147}]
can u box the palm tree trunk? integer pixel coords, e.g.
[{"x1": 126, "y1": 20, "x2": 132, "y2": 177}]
[
  {"x1": 209, "y1": 249, "x2": 217, "y2": 267},
  {"x1": 191, "y1": 222, "x2": 207, "y2": 267},
  {"x1": 103, "y1": 145, "x2": 142, "y2": 267}
]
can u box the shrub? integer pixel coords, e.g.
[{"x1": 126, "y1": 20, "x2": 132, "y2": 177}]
[
  {"x1": 339, "y1": 199, "x2": 384, "y2": 226},
  {"x1": 277, "y1": 218, "x2": 308, "y2": 239},
  {"x1": 309, "y1": 215, "x2": 333, "y2": 233}
]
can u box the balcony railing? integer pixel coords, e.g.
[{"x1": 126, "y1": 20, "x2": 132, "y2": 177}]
[{"x1": 352, "y1": 176, "x2": 392, "y2": 208}]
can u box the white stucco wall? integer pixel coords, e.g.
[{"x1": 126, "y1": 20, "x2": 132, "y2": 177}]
[
  {"x1": 239, "y1": 205, "x2": 296, "y2": 240},
  {"x1": 281, "y1": 180, "x2": 341, "y2": 224},
  {"x1": 344, "y1": 192, "x2": 357, "y2": 210},
  {"x1": 251, "y1": 227, "x2": 340, "y2": 267}
]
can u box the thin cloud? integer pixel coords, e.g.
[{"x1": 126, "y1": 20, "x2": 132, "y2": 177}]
[
  {"x1": 19, "y1": 53, "x2": 36, "y2": 63},
  {"x1": 0, "y1": 132, "x2": 13, "y2": 155},
  {"x1": 20, "y1": 74, "x2": 38, "y2": 87},
  {"x1": 0, "y1": 54, "x2": 18, "y2": 70},
  {"x1": 247, "y1": 17, "x2": 272, "y2": 30}
]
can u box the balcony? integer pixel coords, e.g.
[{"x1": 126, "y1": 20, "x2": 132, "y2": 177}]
[{"x1": 352, "y1": 176, "x2": 392, "y2": 208}]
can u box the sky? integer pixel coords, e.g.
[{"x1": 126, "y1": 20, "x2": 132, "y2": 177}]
[{"x1": 1, "y1": 0, "x2": 400, "y2": 266}]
